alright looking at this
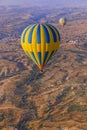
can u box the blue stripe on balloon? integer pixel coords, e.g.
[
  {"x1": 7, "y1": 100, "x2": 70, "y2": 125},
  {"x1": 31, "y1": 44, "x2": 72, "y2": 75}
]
[
  {"x1": 31, "y1": 52, "x2": 38, "y2": 64},
  {"x1": 28, "y1": 25, "x2": 36, "y2": 43},
  {"x1": 22, "y1": 26, "x2": 30, "y2": 43},
  {"x1": 43, "y1": 51, "x2": 49, "y2": 64},
  {"x1": 26, "y1": 51, "x2": 29, "y2": 56},
  {"x1": 36, "y1": 25, "x2": 41, "y2": 43},
  {"x1": 47, "y1": 51, "x2": 54, "y2": 63},
  {"x1": 49, "y1": 24, "x2": 61, "y2": 41},
  {"x1": 49, "y1": 51, "x2": 54, "y2": 59},
  {"x1": 47, "y1": 24, "x2": 57, "y2": 42},
  {"x1": 38, "y1": 52, "x2": 42, "y2": 64},
  {"x1": 42, "y1": 24, "x2": 50, "y2": 43},
  {"x1": 57, "y1": 31, "x2": 61, "y2": 41}
]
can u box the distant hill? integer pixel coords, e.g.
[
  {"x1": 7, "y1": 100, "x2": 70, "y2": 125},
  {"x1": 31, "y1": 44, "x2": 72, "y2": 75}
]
[
  {"x1": 0, "y1": 0, "x2": 87, "y2": 7},
  {"x1": 0, "y1": 5, "x2": 87, "y2": 130}
]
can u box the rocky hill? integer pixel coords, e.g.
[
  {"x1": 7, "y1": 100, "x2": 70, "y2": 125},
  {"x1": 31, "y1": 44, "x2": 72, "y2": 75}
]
[{"x1": 0, "y1": 6, "x2": 87, "y2": 130}]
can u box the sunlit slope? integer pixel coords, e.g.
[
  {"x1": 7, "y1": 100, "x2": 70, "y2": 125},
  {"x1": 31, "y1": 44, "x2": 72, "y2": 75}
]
[
  {"x1": 0, "y1": 41, "x2": 87, "y2": 130},
  {"x1": 0, "y1": 6, "x2": 87, "y2": 130}
]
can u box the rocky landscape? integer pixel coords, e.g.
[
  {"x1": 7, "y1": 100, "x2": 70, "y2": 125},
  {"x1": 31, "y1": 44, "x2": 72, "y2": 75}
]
[{"x1": 0, "y1": 5, "x2": 87, "y2": 130}]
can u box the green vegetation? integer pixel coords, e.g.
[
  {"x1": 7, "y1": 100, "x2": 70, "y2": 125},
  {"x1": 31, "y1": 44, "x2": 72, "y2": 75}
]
[
  {"x1": 76, "y1": 78, "x2": 85, "y2": 83},
  {"x1": 0, "y1": 113, "x2": 4, "y2": 122},
  {"x1": 68, "y1": 104, "x2": 86, "y2": 112},
  {"x1": 77, "y1": 54, "x2": 85, "y2": 62},
  {"x1": 0, "y1": 82, "x2": 3, "y2": 85},
  {"x1": 67, "y1": 50, "x2": 80, "y2": 53},
  {"x1": 67, "y1": 50, "x2": 86, "y2": 54}
]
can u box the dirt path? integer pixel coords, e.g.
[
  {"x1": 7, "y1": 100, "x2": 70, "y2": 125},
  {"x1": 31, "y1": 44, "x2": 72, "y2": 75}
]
[{"x1": 0, "y1": 105, "x2": 21, "y2": 110}]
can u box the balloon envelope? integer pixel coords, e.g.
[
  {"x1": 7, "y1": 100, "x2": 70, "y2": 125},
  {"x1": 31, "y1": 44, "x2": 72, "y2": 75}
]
[
  {"x1": 59, "y1": 18, "x2": 67, "y2": 27},
  {"x1": 21, "y1": 24, "x2": 60, "y2": 71}
]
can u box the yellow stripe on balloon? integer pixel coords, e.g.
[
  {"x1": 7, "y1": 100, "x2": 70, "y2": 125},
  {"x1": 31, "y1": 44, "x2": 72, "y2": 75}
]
[
  {"x1": 43, "y1": 25, "x2": 50, "y2": 53},
  {"x1": 32, "y1": 25, "x2": 40, "y2": 64},
  {"x1": 51, "y1": 26, "x2": 60, "y2": 42},
  {"x1": 21, "y1": 25, "x2": 37, "y2": 64},
  {"x1": 44, "y1": 51, "x2": 52, "y2": 65},
  {"x1": 26, "y1": 25, "x2": 35, "y2": 51},
  {"x1": 41, "y1": 24, "x2": 46, "y2": 64},
  {"x1": 36, "y1": 25, "x2": 41, "y2": 53},
  {"x1": 45, "y1": 24, "x2": 54, "y2": 43},
  {"x1": 22, "y1": 44, "x2": 37, "y2": 65},
  {"x1": 21, "y1": 24, "x2": 61, "y2": 71},
  {"x1": 21, "y1": 25, "x2": 30, "y2": 43}
]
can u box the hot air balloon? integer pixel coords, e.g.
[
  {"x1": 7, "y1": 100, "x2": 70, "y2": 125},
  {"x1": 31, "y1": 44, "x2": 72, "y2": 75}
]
[
  {"x1": 59, "y1": 18, "x2": 67, "y2": 27},
  {"x1": 21, "y1": 24, "x2": 60, "y2": 72}
]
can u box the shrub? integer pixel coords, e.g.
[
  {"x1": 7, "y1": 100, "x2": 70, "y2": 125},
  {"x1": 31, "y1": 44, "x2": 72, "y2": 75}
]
[
  {"x1": 0, "y1": 113, "x2": 4, "y2": 122},
  {"x1": 68, "y1": 104, "x2": 86, "y2": 112}
]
